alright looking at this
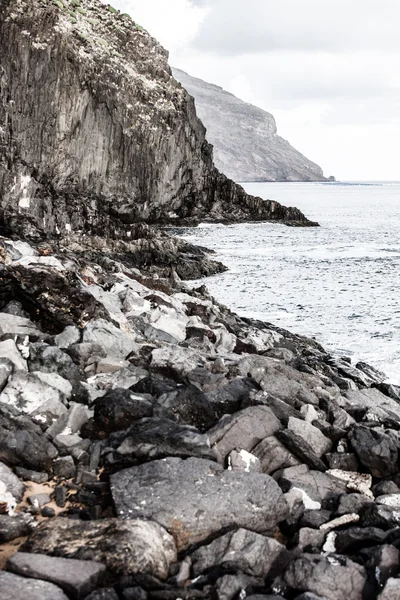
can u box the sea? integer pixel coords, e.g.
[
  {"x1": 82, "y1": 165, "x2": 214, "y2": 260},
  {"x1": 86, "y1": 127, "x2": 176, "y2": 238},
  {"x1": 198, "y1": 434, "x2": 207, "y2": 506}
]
[{"x1": 180, "y1": 181, "x2": 400, "y2": 384}]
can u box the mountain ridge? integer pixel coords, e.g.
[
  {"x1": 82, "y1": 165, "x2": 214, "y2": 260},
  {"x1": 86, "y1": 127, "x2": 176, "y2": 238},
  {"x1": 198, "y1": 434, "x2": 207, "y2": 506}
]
[{"x1": 172, "y1": 67, "x2": 328, "y2": 183}]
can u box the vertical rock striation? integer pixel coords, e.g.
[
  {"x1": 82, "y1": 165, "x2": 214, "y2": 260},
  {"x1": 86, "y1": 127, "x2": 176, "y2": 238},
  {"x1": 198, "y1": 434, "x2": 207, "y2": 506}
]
[{"x1": 0, "y1": 0, "x2": 316, "y2": 240}]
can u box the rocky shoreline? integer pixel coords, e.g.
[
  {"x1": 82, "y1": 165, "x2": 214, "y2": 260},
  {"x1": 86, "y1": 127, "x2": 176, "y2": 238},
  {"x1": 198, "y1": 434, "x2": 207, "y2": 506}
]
[{"x1": 1, "y1": 232, "x2": 400, "y2": 600}]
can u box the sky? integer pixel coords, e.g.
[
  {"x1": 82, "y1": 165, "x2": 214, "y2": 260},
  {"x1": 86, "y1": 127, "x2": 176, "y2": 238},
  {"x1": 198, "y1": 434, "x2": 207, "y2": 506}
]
[{"x1": 105, "y1": 0, "x2": 400, "y2": 181}]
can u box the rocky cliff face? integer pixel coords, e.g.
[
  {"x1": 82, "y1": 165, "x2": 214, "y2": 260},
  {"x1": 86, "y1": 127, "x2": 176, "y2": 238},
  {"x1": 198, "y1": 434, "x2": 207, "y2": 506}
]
[
  {"x1": 0, "y1": 0, "x2": 316, "y2": 241},
  {"x1": 173, "y1": 68, "x2": 328, "y2": 183}
]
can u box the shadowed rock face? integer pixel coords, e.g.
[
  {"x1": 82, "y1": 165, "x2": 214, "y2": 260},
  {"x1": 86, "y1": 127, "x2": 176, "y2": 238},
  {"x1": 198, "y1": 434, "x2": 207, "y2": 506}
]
[
  {"x1": 0, "y1": 0, "x2": 316, "y2": 240},
  {"x1": 172, "y1": 68, "x2": 327, "y2": 183}
]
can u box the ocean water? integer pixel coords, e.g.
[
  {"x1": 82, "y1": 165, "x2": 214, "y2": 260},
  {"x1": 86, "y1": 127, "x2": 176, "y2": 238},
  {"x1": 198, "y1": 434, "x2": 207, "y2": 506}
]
[{"x1": 182, "y1": 181, "x2": 400, "y2": 383}]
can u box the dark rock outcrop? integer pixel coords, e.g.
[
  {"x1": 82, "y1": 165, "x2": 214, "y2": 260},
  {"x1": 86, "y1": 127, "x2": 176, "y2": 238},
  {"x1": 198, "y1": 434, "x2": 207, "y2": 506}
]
[
  {"x1": 0, "y1": 0, "x2": 316, "y2": 240},
  {"x1": 173, "y1": 67, "x2": 328, "y2": 183}
]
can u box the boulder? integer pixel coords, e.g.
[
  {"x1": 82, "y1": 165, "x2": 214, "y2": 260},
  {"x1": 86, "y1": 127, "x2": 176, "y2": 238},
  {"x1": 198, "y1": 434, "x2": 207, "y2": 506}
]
[
  {"x1": 83, "y1": 320, "x2": 137, "y2": 359},
  {"x1": 111, "y1": 457, "x2": 288, "y2": 551},
  {"x1": 22, "y1": 518, "x2": 176, "y2": 580},
  {"x1": 0, "y1": 339, "x2": 27, "y2": 371},
  {"x1": 277, "y1": 553, "x2": 366, "y2": 600},
  {"x1": 54, "y1": 325, "x2": 81, "y2": 349},
  {"x1": 342, "y1": 388, "x2": 400, "y2": 421},
  {"x1": 275, "y1": 430, "x2": 327, "y2": 472},
  {"x1": 208, "y1": 406, "x2": 281, "y2": 463},
  {"x1": 252, "y1": 435, "x2": 300, "y2": 475},
  {"x1": 0, "y1": 371, "x2": 68, "y2": 418},
  {"x1": 379, "y1": 578, "x2": 400, "y2": 599},
  {"x1": 275, "y1": 464, "x2": 346, "y2": 502},
  {"x1": 191, "y1": 528, "x2": 284, "y2": 578},
  {"x1": 0, "y1": 514, "x2": 31, "y2": 542},
  {"x1": 150, "y1": 346, "x2": 206, "y2": 381},
  {"x1": 0, "y1": 313, "x2": 44, "y2": 339},
  {"x1": 287, "y1": 417, "x2": 332, "y2": 457},
  {"x1": 349, "y1": 425, "x2": 398, "y2": 477},
  {"x1": 0, "y1": 571, "x2": 69, "y2": 600},
  {"x1": 103, "y1": 417, "x2": 216, "y2": 468},
  {"x1": 156, "y1": 385, "x2": 217, "y2": 431},
  {"x1": 92, "y1": 388, "x2": 153, "y2": 435},
  {"x1": 0, "y1": 461, "x2": 24, "y2": 501},
  {"x1": 7, "y1": 552, "x2": 106, "y2": 600}
]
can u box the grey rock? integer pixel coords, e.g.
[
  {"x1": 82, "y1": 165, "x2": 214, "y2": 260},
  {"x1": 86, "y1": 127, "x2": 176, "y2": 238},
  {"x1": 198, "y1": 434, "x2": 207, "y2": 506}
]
[
  {"x1": 238, "y1": 356, "x2": 321, "y2": 406},
  {"x1": 8, "y1": 552, "x2": 106, "y2": 599},
  {"x1": 191, "y1": 528, "x2": 284, "y2": 578},
  {"x1": 287, "y1": 417, "x2": 332, "y2": 457},
  {"x1": 379, "y1": 578, "x2": 400, "y2": 599},
  {"x1": 0, "y1": 358, "x2": 13, "y2": 393},
  {"x1": 216, "y1": 573, "x2": 261, "y2": 600},
  {"x1": 278, "y1": 553, "x2": 366, "y2": 600},
  {"x1": 111, "y1": 457, "x2": 288, "y2": 551},
  {"x1": 0, "y1": 404, "x2": 59, "y2": 472},
  {"x1": 334, "y1": 527, "x2": 387, "y2": 553},
  {"x1": 83, "y1": 320, "x2": 136, "y2": 359},
  {"x1": 0, "y1": 313, "x2": 43, "y2": 339},
  {"x1": 361, "y1": 504, "x2": 400, "y2": 530},
  {"x1": 208, "y1": 406, "x2": 281, "y2": 463},
  {"x1": 295, "y1": 527, "x2": 326, "y2": 551},
  {"x1": 275, "y1": 464, "x2": 347, "y2": 502},
  {"x1": 0, "y1": 571, "x2": 69, "y2": 600},
  {"x1": 54, "y1": 433, "x2": 84, "y2": 452},
  {"x1": 28, "y1": 345, "x2": 82, "y2": 389},
  {"x1": 2, "y1": 300, "x2": 29, "y2": 318},
  {"x1": 85, "y1": 590, "x2": 119, "y2": 600},
  {"x1": 0, "y1": 514, "x2": 31, "y2": 542},
  {"x1": 55, "y1": 325, "x2": 81, "y2": 349},
  {"x1": 151, "y1": 346, "x2": 206, "y2": 380},
  {"x1": 68, "y1": 343, "x2": 107, "y2": 367},
  {"x1": 275, "y1": 429, "x2": 327, "y2": 472},
  {"x1": 172, "y1": 68, "x2": 327, "y2": 183},
  {"x1": 373, "y1": 481, "x2": 400, "y2": 497},
  {"x1": 47, "y1": 403, "x2": 90, "y2": 439},
  {"x1": 342, "y1": 388, "x2": 400, "y2": 421},
  {"x1": 0, "y1": 339, "x2": 27, "y2": 371},
  {"x1": 14, "y1": 467, "x2": 48, "y2": 484},
  {"x1": 252, "y1": 435, "x2": 300, "y2": 475},
  {"x1": 104, "y1": 417, "x2": 216, "y2": 468},
  {"x1": 325, "y1": 452, "x2": 358, "y2": 471},
  {"x1": 96, "y1": 357, "x2": 130, "y2": 374},
  {"x1": 0, "y1": 461, "x2": 24, "y2": 501},
  {"x1": 28, "y1": 493, "x2": 51, "y2": 507},
  {"x1": 360, "y1": 544, "x2": 399, "y2": 588},
  {"x1": 156, "y1": 385, "x2": 217, "y2": 431},
  {"x1": 0, "y1": 371, "x2": 68, "y2": 418},
  {"x1": 336, "y1": 493, "x2": 374, "y2": 516},
  {"x1": 349, "y1": 425, "x2": 398, "y2": 477},
  {"x1": 22, "y1": 518, "x2": 176, "y2": 580},
  {"x1": 53, "y1": 456, "x2": 76, "y2": 479}
]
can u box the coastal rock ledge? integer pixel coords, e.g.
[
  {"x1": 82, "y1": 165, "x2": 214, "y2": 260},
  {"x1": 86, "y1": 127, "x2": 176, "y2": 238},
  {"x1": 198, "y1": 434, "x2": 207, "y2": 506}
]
[{"x1": 0, "y1": 0, "x2": 317, "y2": 239}]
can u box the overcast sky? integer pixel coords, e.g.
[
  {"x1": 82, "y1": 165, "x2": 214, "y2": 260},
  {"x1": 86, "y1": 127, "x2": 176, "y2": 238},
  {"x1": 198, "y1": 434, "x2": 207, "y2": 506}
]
[{"x1": 106, "y1": 0, "x2": 400, "y2": 180}]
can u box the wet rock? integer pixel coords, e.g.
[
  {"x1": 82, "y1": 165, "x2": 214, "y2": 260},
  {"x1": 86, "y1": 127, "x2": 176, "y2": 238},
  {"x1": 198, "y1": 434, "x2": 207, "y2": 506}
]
[
  {"x1": 8, "y1": 552, "x2": 106, "y2": 600},
  {"x1": 300, "y1": 509, "x2": 331, "y2": 529},
  {"x1": 191, "y1": 529, "x2": 284, "y2": 578},
  {"x1": 103, "y1": 417, "x2": 216, "y2": 468},
  {"x1": 110, "y1": 457, "x2": 288, "y2": 551},
  {"x1": 92, "y1": 388, "x2": 153, "y2": 435},
  {"x1": 252, "y1": 435, "x2": 300, "y2": 475},
  {"x1": 277, "y1": 553, "x2": 366, "y2": 600},
  {"x1": 378, "y1": 578, "x2": 400, "y2": 599},
  {"x1": 83, "y1": 320, "x2": 137, "y2": 359},
  {"x1": 349, "y1": 425, "x2": 398, "y2": 477},
  {"x1": 0, "y1": 514, "x2": 31, "y2": 542},
  {"x1": 22, "y1": 518, "x2": 176, "y2": 579},
  {"x1": 0, "y1": 571, "x2": 69, "y2": 600},
  {"x1": 287, "y1": 417, "x2": 332, "y2": 456},
  {"x1": 41, "y1": 506, "x2": 55, "y2": 518},
  {"x1": 208, "y1": 406, "x2": 281, "y2": 463}
]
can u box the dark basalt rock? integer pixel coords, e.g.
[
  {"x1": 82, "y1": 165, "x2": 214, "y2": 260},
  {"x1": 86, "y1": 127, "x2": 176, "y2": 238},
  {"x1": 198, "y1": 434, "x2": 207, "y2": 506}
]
[
  {"x1": 102, "y1": 417, "x2": 216, "y2": 469},
  {"x1": 349, "y1": 425, "x2": 398, "y2": 477},
  {"x1": 91, "y1": 388, "x2": 153, "y2": 436},
  {"x1": 334, "y1": 527, "x2": 387, "y2": 553},
  {"x1": 111, "y1": 457, "x2": 288, "y2": 551}
]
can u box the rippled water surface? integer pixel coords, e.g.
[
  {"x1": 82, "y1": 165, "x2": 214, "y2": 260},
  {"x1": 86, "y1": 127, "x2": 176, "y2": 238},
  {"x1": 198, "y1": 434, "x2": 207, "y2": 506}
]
[{"x1": 182, "y1": 181, "x2": 400, "y2": 383}]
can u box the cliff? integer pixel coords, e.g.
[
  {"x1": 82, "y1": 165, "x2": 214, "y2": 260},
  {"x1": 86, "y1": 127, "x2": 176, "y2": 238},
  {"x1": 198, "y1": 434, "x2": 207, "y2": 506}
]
[
  {"x1": 0, "y1": 0, "x2": 316, "y2": 242},
  {"x1": 173, "y1": 68, "x2": 328, "y2": 183}
]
